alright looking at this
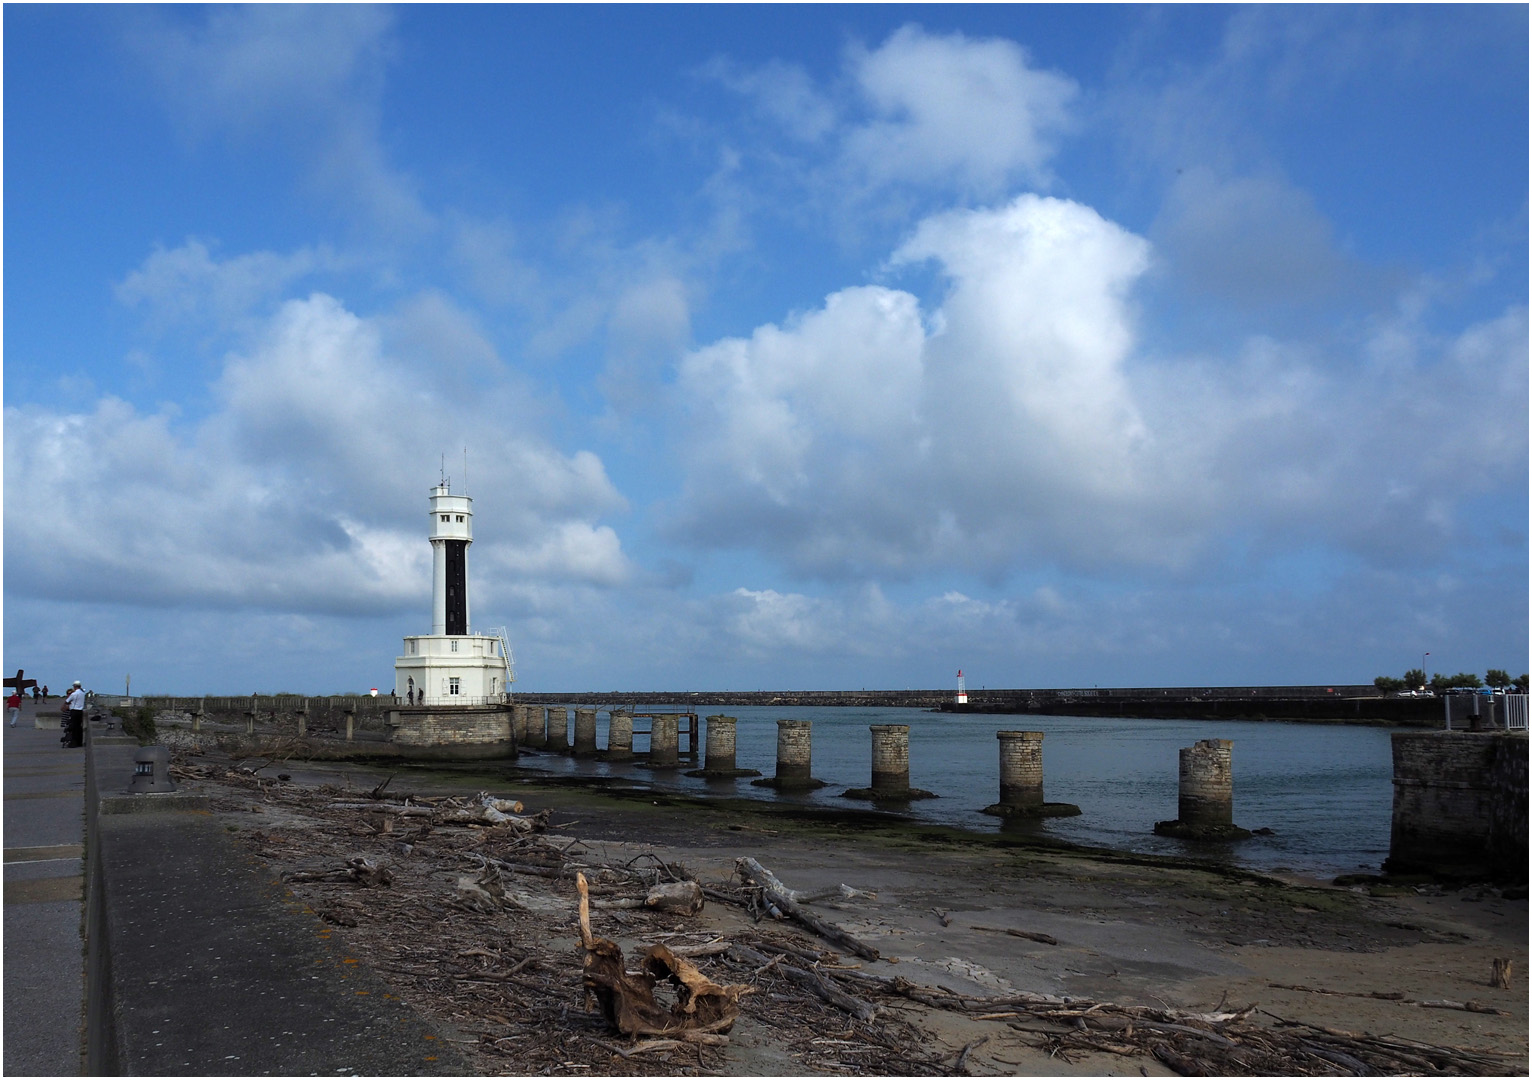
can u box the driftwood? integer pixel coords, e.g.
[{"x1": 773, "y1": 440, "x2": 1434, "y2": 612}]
[
  {"x1": 196, "y1": 756, "x2": 1522, "y2": 1078},
  {"x1": 725, "y1": 942, "x2": 879, "y2": 1022},
  {"x1": 592, "y1": 880, "x2": 706, "y2": 915},
  {"x1": 283, "y1": 855, "x2": 392, "y2": 887},
  {"x1": 735, "y1": 857, "x2": 880, "y2": 961},
  {"x1": 576, "y1": 871, "x2": 750, "y2": 1040},
  {"x1": 971, "y1": 924, "x2": 1059, "y2": 946},
  {"x1": 1270, "y1": 983, "x2": 1510, "y2": 1015},
  {"x1": 733, "y1": 856, "x2": 872, "y2": 904},
  {"x1": 1491, "y1": 957, "x2": 1512, "y2": 989}
]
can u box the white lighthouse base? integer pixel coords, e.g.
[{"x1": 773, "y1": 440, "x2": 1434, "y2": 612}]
[{"x1": 395, "y1": 634, "x2": 508, "y2": 706}]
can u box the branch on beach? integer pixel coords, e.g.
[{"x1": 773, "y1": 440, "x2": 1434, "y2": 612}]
[
  {"x1": 575, "y1": 871, "x2": 750, "y2": 1041},
  {"x1": 970, "y1": 923, "x2": 1059, "y2": 946},
  {"x1": 1268, "y1": 982, "x2": 1509, "y2": 1015},
  {"x1": 734, "y1": 857, "x2": 880, "y2": 961}
]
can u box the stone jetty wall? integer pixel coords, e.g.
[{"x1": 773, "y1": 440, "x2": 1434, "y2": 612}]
[{"x1": 1388, "y1": 731, "x2": 1528, "y2": 881}]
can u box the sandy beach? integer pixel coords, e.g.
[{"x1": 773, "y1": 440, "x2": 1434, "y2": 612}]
[{"x1": 174, "y1": 745, "x2": 1528, "y2": 1076}]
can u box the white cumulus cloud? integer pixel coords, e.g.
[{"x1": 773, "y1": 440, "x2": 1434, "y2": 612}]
[
  {"x1": 4, "y1": 292, "x2": 633, "y2": 616},
  {"x1": 672, "y1": 193, "x2": 1528, "y2": 582}
]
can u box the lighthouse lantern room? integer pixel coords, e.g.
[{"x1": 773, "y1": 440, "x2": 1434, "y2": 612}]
[{"x1": 394, "y1": 480, "x2": 509, "y2": 705}]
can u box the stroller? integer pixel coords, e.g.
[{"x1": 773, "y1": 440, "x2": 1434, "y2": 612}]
[{"x1": 59, "y1": 701, "x2": 82, "y2": 748}]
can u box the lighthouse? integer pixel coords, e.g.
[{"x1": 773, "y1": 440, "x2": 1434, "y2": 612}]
[
  {"x1": 394, "y1": 480, "x2": 511, "y2": 706},
  {"x1": 955, "y1": 670, "x2": 968, "y2": 705}
]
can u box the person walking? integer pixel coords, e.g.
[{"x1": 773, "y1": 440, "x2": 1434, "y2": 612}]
[
  {"x1": 64, "y1": 681, "x2": 86, "y2": 748},
  {"x1": 7, "y1": 691, "x2": 21, "y2": 727}
]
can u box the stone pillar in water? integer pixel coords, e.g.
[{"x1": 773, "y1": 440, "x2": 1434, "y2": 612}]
[
  {"x1": 869, "y1": 724, "x2": 910, "y2": 792},
  {"x1": 1179, "y1": 739, "x2": 1234, "y2": 828},
  {"x1": 997, "y1": 731, "x2": 1045, "y2": 809},
  {"x1": 704, "y1": 714, "x2": 738, "y2": 772},
  {"x1": 545, "y1": 707, "x2": 570, "y2": 751},
  {"x1": 775, "y1": 719, "x2": 813, "y2": 787},
  {"x1": 573, "y1": 708, "x2": 598, "y2": 755},
  {"x1": 606, "y1": 710, "x2": 634, "y2": 760},
  {"x1": 982, "y1": 731, "x2": 1079, "y2": 818},
  {"x1": 1154, "y1": 739, "x2": 1246, "y2": 839},
  {"x1": 649, "y1": 714, "x2": 680, "y2": 767},
  {"x1": 522, "y1": 704, "x2": 547, "y2": 748}
]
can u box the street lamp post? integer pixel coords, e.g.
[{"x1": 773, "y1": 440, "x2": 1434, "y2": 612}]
[{"x1": 1421, "y1": 652, "x2": 1430, "y2": 691}]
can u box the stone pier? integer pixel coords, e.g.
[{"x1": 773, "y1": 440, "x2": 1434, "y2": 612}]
[
  {"x1": 751, "y1": 718, "x2": 826, "y2": 790},
  {"x1": 686, "y1": 715, "x2": 760, "y2": 778},
  {"x1": 545, "y1": 707, "x2": 570, "y2": 752},
  {"x1": 981, "y1": 731, "x2": 1080, "y2": 818},
  {"x1": 573, "y1": 708, "x2": 599, "y2": 756},
  {"x1": 1154, "y1": 739, "x2": 1250, "y2": 840},
  {"x1": 842, "y1": 724, "x2": 936, "y2": 800},
  {"x1": 521, "y1": 704, "x2": 547, "y2": 749},
  {"x1": 1386, "y1": 730, "x2": 1527, "y2": 880},
  {"x1": 645, "y1": 714, "x2": 680, "y2": 768},
  {"x1": 605, "y1": 710, "x2": 634, "y2": 760}
]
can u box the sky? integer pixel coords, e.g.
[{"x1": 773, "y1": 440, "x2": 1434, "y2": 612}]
[{"x1": 4, "y1": 5, "x2": 1527, "y2": 696}]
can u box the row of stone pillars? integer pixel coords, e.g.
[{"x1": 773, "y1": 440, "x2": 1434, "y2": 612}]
[{"x1": 508, "y1": 708, "x2": 1244, "y2": 834}]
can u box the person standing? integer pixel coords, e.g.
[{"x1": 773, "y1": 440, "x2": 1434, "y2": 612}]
[
  {"x1": 7, "y1": 691, "x2": 21, "y2": 727},
  {"x1": 64, "y1": 681, "x2": 86, "y2": 748}
]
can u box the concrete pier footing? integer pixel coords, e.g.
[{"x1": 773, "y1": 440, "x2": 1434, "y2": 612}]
[
  {"x1": 1154, "y1": 739, "x2": 1250, "y2": 840},
  {"x1": 685, "y1": 715, "x2": 760, "y2": 778},
  {"x1": 644, "y1": 714, "x2": 680, "y2": 768},
  {"x1": 751, "y1": 719, "x2": 826, "y2": 790},
  {"x1": 605, "y1": 710, "x2": 634, "y2": 760},
  {"x1": 545, "y1": 707, "x2": 570, "y2": 752},
  {"x1": 842, "y1": 724, "x2": 936, "y2": 800},
  {"x1": 573, "y1": 708, "x2": 598, "y2": 755},
  {"x1": 981, "y1": 731, "x2": 1080, "y2": 818}
]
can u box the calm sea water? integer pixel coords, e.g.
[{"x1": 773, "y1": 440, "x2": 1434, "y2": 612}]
[{"x1": 520, "y1": 705, "x2": 1395, "y2": 879}]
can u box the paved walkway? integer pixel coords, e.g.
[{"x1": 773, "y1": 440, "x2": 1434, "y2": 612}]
[{"x1": 4, "y1": 696, "x2": 86, "y2": 1075}]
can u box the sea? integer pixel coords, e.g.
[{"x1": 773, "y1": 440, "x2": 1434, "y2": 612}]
[{"x1": 521, "y1": 705, "x2": 1396, "y2": 880}]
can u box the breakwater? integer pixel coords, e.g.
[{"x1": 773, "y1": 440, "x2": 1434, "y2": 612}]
[{"x1": 514, "y1": 686, "x2": 1440, "y2": 725}]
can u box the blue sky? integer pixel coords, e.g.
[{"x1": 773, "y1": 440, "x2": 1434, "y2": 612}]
[{"x1": 5, "y1": 5, "x2": 1527, "y2": 695}]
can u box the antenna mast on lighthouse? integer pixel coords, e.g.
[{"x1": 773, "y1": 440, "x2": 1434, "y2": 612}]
[{"x1": 955, "y1": 670, "x2": 968, "y2": 705}]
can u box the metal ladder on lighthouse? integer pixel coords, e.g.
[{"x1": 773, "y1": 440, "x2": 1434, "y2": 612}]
[{"x1": 487, "y1": 626, "x2": 515, "y2": 701}]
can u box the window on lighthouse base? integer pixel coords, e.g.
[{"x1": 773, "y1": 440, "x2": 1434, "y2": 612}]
[{"x1": 449, "y1": 677, "x2": 460, "y2": 696}]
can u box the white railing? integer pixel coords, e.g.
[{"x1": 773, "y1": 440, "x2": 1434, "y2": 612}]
[
  {"x1": 1444, "y1": 693, "x2": 1528, "y2": 730},
  {"x1": 412, "y1": 694, "x2": 510, "y2": 708}
]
